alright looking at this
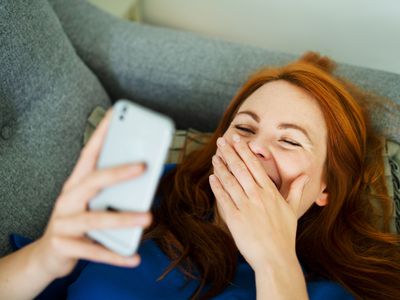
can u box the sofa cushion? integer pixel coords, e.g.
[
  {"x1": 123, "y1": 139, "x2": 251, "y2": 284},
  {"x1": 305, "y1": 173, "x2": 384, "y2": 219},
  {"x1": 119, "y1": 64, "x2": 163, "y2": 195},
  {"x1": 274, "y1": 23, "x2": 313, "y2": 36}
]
[
  {"x1": 48, "y1": 0, "x2": 400, "y2": 144},
  {"x1": 0, "y1": 0, "x2": 111, "y2": 256},
  {"x1": 386, "y1": 140, "x2": 400, "y2": 232}
]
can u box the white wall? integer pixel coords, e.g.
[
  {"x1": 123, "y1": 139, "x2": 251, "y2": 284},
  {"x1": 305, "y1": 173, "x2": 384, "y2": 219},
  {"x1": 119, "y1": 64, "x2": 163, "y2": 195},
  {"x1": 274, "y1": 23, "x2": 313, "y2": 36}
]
[
  {"x1": 140, "y1": 0, "x2": 400, "y2": 74},
  {"x1": 88, "y1": 0, "x2": 139, "y2": 20}
]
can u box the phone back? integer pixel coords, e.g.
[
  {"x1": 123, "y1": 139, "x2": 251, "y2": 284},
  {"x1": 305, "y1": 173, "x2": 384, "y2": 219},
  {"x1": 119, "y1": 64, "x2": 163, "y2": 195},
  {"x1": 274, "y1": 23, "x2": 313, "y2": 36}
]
[{"x1": 87, "y1": 100, "x2": 174, "y2": 256}]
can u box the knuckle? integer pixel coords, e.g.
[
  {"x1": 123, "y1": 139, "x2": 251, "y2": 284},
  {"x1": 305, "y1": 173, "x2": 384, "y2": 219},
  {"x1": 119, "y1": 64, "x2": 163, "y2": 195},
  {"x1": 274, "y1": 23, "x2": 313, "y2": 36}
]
[
  {"x1": 225, "y1": 175, "x2": 236, "y2": 187},
  {"x1": 113, "y1": 164, "x2": 132, "y2": 176},
  {"x1": 83, "y1": 213, "x2": 98, "y2": 228},
  {"x1": 98, "y1": 250, "x2": 119, "y2": 263},
  {"x1": 92, "y1": 166, "x2": 129, "y2": 185},
  {"x1": 122, "y1": 214, "x2": 136, "y2": 226},
  {"x1": 49, "y1": 236, "x2": 64, "y2": 252},
  {"x1": 250, "y1": 156, "x2": 260, "y2": 167},
  {"x1": 51, "y1": 219, "x2": 63, "y2": 234},
  {"x1": 115, "y1": 255, "x2": 129, "y2": 265},
  {"x1": 227, "y1": 208, "x2": 241, "y2": 220},
  {"x1": 249, "y1": 187, "x2": 262, "y2": 200},
  {"x1": 221, "y1": 193, "x2": 230, "y2": 203},
  {"x1": 54, "y1": 193, "x2": 71, "y2": 208},
  {"x1": 86, "y1": 248, "x2": 106, "y2": 262},
  {"x1": 105, "y1": 213, "x2": 123, "y2": 227},
  {"x1": 84, "y1": 172, "x2": 103, "y2": 191},
  {"x1": 232, "y1": 162, "x2": 247, "y2": 175},
  {"x1": 92, "y1": 247, "x2": 108, "y2": 260}
]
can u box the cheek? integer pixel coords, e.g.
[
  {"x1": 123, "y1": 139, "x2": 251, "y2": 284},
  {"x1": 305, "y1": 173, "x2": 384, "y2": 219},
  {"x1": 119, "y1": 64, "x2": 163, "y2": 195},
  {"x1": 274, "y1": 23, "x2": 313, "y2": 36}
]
[
  {"x1": 220, "y1": 129, "x2": 322, "y2": 209},
  {"x1": 276, "y1": 153, "x2": 313, "y2": 197},
  {"x1": 297, "y1": 180, "x2": 321, "y2": 217},
  {"x1": 276, "y1": 152, "x2": 311, "y2": 181}
]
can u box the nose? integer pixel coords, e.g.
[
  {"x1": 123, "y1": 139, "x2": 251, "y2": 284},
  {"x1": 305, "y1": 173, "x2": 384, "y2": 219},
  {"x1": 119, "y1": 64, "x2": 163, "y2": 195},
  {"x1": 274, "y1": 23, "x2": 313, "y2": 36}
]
[{"x1": 248, "y1": 139, "x2": 272, "y2": 161}]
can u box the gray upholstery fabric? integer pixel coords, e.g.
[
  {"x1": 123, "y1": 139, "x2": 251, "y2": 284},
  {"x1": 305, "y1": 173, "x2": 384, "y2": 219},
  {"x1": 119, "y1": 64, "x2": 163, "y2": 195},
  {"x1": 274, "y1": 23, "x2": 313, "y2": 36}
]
[
  {"x1": 1, "y1": 0, "x2": 399, "y2": 257},
  {"x1": 50, "y1": 0, "x2": 400, "y2": 142},
  {"x1": 0, "y1": 0, "x2": 111, "y2": 256}
]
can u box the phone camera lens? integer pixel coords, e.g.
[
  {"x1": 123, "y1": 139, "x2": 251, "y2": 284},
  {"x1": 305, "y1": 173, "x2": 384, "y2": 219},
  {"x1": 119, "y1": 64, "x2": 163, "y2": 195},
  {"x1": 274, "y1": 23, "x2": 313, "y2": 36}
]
[{"x1": 119, "y1": 115, "x2": 124, "y2": 121}]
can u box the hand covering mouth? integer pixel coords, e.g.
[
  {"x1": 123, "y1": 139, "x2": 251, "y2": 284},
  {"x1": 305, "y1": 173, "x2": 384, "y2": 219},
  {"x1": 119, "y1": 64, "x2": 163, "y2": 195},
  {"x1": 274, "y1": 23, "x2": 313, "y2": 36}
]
[{"x1": 270, "y1": 176, "x2": 281, "y2": 190}]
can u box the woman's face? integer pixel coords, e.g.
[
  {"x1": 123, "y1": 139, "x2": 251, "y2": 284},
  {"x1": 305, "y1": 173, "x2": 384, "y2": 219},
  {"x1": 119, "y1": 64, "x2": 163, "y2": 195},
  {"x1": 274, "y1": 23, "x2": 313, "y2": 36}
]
[{"x1": 217, "y1": 80, "x2": 329, "y2": 217}]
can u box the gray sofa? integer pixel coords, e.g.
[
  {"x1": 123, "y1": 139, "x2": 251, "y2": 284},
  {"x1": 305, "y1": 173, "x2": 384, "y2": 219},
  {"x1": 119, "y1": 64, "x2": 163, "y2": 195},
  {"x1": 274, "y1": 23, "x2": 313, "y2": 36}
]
[{"x1": 1, "y1": 0, "x2": 399, "y2": 257}]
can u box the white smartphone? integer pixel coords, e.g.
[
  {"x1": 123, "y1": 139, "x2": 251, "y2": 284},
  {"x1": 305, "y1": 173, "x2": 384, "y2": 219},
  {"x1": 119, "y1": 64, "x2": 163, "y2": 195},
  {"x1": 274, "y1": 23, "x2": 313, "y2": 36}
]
[{"x1": 86, "y1": 100, "x2": 175, "y2": 256}]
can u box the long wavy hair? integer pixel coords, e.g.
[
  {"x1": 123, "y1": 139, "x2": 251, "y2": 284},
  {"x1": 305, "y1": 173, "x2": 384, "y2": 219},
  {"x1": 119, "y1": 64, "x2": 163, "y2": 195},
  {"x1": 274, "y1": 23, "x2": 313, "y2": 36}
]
[{"x1": 144, "y1": 52, "x2": 400, "y2": 299}]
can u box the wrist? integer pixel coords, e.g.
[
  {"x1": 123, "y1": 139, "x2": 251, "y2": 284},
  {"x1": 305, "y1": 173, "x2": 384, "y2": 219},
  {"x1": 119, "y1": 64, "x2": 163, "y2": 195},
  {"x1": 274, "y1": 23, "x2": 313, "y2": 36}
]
[
  {"x1": 254, "y1": 255, "x2": 308, "y2": 300},
  {"x1": 253, "y1": 250, "x2": 300, "y2": 275},
  {"x1": 0, "y1": 239, "x2": 58, "y2": 299},
  {"x1": 26, "y1": 239, "x2": 58, "y2": 281}
]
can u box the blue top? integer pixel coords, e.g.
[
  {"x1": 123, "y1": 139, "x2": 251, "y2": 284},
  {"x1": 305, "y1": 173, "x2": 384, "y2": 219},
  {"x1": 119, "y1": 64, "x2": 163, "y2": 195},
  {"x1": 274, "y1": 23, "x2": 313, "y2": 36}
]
[{"x1": 10, "y1": 164, "x2": 354, "y2": 299}]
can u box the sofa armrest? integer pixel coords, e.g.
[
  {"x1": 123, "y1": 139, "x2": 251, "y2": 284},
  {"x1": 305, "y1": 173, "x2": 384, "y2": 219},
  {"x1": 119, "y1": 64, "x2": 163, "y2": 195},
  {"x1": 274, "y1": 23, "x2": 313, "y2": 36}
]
[
  {"x1": 48, "y1": 0, "x2": 294, "y2": 131},
  {"x1": 49, "y1": 0, "x2": 400, "y2": 140}
]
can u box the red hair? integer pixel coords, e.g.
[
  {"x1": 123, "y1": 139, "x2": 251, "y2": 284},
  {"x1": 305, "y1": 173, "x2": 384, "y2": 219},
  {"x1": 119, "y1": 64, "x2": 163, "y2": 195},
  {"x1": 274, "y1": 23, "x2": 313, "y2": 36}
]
[{"x1": 144, "y1": 52, "x2": 400, "y2": 299}]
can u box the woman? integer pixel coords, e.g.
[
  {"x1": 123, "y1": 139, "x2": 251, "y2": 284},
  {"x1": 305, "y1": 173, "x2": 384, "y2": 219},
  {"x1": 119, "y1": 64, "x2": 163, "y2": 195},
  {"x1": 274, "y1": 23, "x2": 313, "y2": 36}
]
[{"x1": 0, "y1": 53, "x2": 399, "y2": 299}]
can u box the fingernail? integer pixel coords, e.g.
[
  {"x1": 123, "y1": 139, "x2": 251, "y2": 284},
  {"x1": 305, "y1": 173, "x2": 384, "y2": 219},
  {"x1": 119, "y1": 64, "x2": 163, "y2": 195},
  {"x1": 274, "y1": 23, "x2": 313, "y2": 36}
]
[
  {"x1": 137, "y1": 214, "x2": 151, "y2": 224},
  {"x1": 124, "y1": 257, "x2": 139, "y2": 266},
  {"x1": 217, "y1": 137, "x2": 226, "y2": 147},
  {"x1": 232, "y1": 134, "x2": 240, "y2": 143}
]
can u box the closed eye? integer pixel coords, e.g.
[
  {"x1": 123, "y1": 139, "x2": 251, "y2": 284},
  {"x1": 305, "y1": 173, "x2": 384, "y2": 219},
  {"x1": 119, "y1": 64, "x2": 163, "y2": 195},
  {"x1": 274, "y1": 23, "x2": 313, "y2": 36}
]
[
  {"x1": 234, "y1": 125, "x2": 254, "y2": 134},
  {"x1": 235, "y1": 125, "x2": 302, "y2": 147},
  {"x1": 280, "y1": 139, "x2": 302, "y2": 147}
]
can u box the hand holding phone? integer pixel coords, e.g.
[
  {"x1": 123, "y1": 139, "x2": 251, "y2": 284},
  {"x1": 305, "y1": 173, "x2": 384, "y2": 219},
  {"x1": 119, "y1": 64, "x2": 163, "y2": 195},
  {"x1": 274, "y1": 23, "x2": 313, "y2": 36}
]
[
  {"x1": 34, "y1": 109, "x2": 152, "y2": 280},
  {"x1": 87, "y1": 100, "x2": 175, "y2": 256}
]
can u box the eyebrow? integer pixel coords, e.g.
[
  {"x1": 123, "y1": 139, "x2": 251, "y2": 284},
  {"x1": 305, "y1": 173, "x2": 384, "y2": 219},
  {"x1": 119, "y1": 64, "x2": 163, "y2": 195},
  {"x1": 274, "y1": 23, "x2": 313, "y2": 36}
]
[
  {"x1": 235, "y1": 110, "x2": 314, "y2": 144},
  {"x1": 278, "y1": 123, "x2": 313, "y2": 145},
  {"x1": 236, "y1": 110, "x2": 260, "y2": 122}
]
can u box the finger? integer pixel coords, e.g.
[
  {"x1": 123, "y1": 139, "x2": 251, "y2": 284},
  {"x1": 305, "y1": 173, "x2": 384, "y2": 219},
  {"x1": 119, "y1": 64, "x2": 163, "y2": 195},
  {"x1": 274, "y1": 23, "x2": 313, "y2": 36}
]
[
  {"x1": 209, "y1": 174, "x2": 238, "y2": 218},
  {"x1": 214, "y1": 196, "x2": 227, "y2": 225},
  {"x1": 212, "y1": 154, "x2": 247, "y2": 209},
  {"x1": 63, "y1": 108, "x2": 113, "y2": 192},
  {"x1": 286, "y1": 175, "x2": 309, "y2": 215},
  {"x1": 53, "y1": 211, "x2": 152, "y2": 237},
  {"x1": 216, "y1": 137, "x2": 260, "y2": 199},
  {"x1": 231, "y1": 135, "x2": 274, "y2": 190},
  {"x1": 56, "y1": 236, "x2": 141, "y2": 267},
  {"x1": 57, "y1": 163, "x2": 146, "y2": 214}
]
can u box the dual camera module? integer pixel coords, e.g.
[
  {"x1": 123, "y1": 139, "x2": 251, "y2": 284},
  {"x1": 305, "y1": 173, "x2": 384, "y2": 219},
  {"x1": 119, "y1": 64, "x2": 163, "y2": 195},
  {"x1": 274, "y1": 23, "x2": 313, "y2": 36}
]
[{"x1": 119, "y1": 105, "x2": 128, "y2": 121}]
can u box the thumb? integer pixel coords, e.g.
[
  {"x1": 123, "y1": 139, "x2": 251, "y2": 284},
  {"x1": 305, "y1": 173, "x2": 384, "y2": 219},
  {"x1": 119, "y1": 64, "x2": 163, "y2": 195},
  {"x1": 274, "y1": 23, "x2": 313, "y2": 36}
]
[{"x1": 286, "y1": 175, "x2": 310, "y2": 216}]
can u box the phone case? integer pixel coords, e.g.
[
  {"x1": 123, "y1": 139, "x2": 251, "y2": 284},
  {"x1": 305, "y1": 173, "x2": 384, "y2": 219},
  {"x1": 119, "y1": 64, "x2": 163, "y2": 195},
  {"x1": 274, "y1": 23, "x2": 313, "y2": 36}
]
[{"x1": 87, "y1": 100, "x2": 175, "y2": 256}]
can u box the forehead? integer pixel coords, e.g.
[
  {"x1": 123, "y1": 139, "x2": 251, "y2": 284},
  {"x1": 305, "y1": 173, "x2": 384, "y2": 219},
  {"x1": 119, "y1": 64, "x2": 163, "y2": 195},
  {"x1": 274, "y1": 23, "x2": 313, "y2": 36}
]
[{"x1": 237, "y1": 80, "x2": 327, "y2": 141}]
